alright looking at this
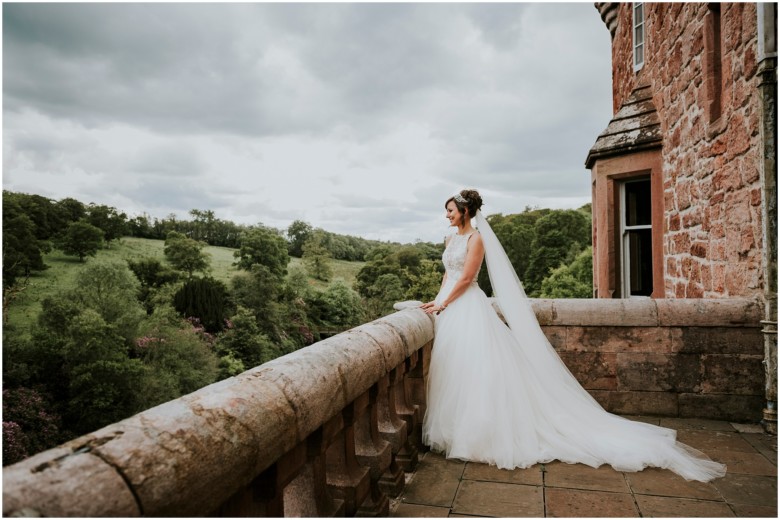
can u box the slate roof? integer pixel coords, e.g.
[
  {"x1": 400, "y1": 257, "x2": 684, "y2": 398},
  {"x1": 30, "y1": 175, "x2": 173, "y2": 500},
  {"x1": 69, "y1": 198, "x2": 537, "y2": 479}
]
[{"x1": 585, "y1": 84, "x2": 662, "y2": 168}]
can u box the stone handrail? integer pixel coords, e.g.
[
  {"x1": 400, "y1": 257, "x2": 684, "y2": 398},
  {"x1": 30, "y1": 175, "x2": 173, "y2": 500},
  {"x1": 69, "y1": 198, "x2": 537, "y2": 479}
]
[
  {"x1": 3, "y1": 307, "x2": 435, "y2": 517},
  {"x1": 3, "y1": 297, "x2": 765, "y2": 516}
]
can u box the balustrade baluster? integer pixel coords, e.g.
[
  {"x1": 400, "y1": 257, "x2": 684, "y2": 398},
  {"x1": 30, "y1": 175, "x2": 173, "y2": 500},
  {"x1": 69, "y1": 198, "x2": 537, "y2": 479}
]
[
  {"x1": 324, "y1": 404, "x2": 371, "y2": 516},
  {"x1": 353, "y1": 386, "x2": 391, "y2": 516},
  {"x1": 375, "y1": 373, "x2": 407, "y2": 495},
  {"x1": 390, "y1": 363, "x2": 419, "y2": 471}
]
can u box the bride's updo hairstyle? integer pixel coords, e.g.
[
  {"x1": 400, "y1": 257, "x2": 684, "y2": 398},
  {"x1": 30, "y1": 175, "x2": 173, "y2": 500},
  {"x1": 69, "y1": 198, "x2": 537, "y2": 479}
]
[{"x1": 446, "y1": 189, "x2": 484, "y2": 218}]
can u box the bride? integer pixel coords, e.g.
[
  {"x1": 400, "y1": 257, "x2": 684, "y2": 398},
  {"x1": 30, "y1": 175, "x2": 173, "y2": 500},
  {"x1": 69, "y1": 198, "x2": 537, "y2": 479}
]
[{"x1": 419, "y1": 189, "x2": 726, "y2": 482}]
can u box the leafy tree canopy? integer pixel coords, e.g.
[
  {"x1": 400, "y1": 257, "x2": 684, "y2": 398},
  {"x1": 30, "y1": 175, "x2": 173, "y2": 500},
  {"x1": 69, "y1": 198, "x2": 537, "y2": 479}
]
[
  {"x1": 86, "y1": 204, "x2": 128, "y2": 244},
  {"x1": 233, "y1": 226, "x2": 290, "y2": 278},
  {"x1": 58, "y1": 220, "x2": 104, "y2": 262},
  {"x1": 164, "y1": 231, "x2": 211, "y2": 278}
]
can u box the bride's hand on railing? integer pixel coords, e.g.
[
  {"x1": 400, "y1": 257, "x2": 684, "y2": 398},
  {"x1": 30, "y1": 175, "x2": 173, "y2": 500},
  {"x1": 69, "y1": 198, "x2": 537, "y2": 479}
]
[{"x1": 420, "y1": 301, "x2": 446, "y2": 315}]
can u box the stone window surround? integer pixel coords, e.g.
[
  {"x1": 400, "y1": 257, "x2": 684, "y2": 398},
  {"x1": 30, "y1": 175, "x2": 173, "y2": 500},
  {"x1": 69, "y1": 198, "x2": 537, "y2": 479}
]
[{"x1": 591, "y1": 148, "x2": 664, "y2": 299}]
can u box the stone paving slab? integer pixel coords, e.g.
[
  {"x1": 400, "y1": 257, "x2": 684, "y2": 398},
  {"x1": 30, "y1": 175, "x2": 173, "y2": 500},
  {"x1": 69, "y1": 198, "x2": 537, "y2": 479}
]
[
  {"x1": 451, "y1": 480, "x2": 543, "y2": 517},
  {"x1": 659, "y1": 417, "x2": 737, "y2": 431},
  {"x1": 400, "y1": 452, "x2": 465, "y2": 508},
  {"x1": 543, "y1": 461, "x2": 631, "y2": 493},
  {"x1": 729, "y1": 503, "x2": 779, "y2": 517},
  {"x1": 711, "y1": 449, "x2": 777, "y2": 476},
  {"x1": 393, "y1": 502, "x2": 451, "y2": 517},
  {"x1": 741, "y1": 433, "x2": 779, "y2": 465},
  {"x1": 625, "y1": 467, "x2": 722, "y2": 500},
  {"x1": 462, "y1": 461, "x2": 543, "y2": 486},
  {"x1": 634, "y1": 494, "x2": 736, "y2": 517},
  {"x1": 713, "y1": 473, "x2": 778, "y2": 507},
  {"x1": 544, "y1": 488, "x2": 639, "y2": 517},
  {"x1": 390, "y1": 417, "x2": 777, "y2": 518},
  {"x1": 676, "y1": 429, "x2": 757, "y2": 453}
]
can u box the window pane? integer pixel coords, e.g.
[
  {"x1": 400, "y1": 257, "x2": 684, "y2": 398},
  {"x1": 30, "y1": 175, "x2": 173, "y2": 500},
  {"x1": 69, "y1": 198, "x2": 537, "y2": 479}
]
[
  {"x1": 627, "y1": 229, "x2": 653, "y2": 296},
  {"x1": 635, "y1": 4, "x2": 644, "y2": 24},
  {"x1": 625, "y1": 179, "x2": 651, "y2": 226},
  {"x1": 635, "y1": 44, "x2": 644, "y2": 66}
]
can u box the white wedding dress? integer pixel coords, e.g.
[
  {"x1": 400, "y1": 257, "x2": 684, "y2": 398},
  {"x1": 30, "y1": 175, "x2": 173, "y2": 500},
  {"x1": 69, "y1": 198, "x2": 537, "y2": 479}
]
[{"x1": 421, "y1": 211, "x2": 726, "y2": 482}]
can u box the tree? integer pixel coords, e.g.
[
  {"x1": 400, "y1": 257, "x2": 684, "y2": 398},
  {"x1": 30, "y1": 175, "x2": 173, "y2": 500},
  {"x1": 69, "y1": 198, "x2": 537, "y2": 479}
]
[
  {"x1": 364, "y1": 273, "x2": 405, "y2": 318},
  {"x1": 60, "y1": 309, "x2": 147, "y2": 433},
  {"x1": 309, "y1": 281, "x2": 365, "y2": 329},
  {"x1": 539, "y1": 246, "x2": 594, "y2": 298},
  {"x1": 230, "y1": 264, "x2": 282, "y2": 339},
  {"x1": 86, "y1": 204, "x2": 128, "y2": 245},
  {"x1": 405, "y1": 259, "x2": 444, "y2": 302},
  {"x1": 3, "y1": 192, "x2": 51, "y2": 285},
  {"x1": 56, "y1": 197, "x2": 87, "y2": 224},
  {"x1": 189, "y1": 209, "x2": 217, "y2": 243},
  {"x1": 164, "y1": 231, "x2": 210, "y2": 278},
  {"x1": 172, "y1": 277, "x2": 230, "y2": 333},
  {"x1": 59, "y1": 220, "x2": 104, "y2": 262},
  {"x1": 285, "y1": 264, "x2": 312, "y2": 299},
  {"x1": 302, "y1": 233, "x2": 333, "y2": 282},
  {"x1": 287, "y1": 220, "x2": 312, "y2": 258},
  {"x1": 216, "y1": 306, "x2": 281, "y2": 369},
  {"x1": 41, "y1": 261, "x2": 146, "y2": 343},
  {"x1": 523, "y1": 210, "x2": 590, "y2": 296},
  {"x1": 234, "y1": 226, "x2": 290, "y2": 278},
  {"x1": 133, "y1": 306, "x2": 219, "y2": 407}
]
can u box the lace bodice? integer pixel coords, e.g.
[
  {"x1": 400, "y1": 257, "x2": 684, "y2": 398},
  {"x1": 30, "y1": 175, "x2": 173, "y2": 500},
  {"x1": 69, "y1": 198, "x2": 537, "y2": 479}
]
[{"x1": 442, "y1": 231, "x2": 478, "y2": 285}]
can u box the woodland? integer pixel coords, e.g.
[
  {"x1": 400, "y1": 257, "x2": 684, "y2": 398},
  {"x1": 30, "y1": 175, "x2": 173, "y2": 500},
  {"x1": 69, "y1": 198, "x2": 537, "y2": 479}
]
[{"x1": 2, "y1": 189, "x2": 592, "y2": 464}]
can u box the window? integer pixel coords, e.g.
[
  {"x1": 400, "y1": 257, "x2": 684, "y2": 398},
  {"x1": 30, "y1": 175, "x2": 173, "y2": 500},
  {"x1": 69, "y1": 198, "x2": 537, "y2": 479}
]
[
  {"x1": 633, "y1": 2, "x2": 645, "y2": 72},
  {"x1": 620, "y1": 179, "x2": 652, "y2": 296}
]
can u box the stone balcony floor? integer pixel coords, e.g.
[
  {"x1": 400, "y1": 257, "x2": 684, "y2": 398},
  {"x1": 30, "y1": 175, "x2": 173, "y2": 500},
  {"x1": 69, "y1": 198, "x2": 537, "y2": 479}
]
[{"x1": 390, "y1": 416, "x2": 777, "y2": 518}]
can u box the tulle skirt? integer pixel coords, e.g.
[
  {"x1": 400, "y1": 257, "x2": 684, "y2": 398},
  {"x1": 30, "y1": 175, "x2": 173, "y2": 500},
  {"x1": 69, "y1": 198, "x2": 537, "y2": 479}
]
[{"x1": 422, "y1": 283, "x2": 727, "y2": 482}]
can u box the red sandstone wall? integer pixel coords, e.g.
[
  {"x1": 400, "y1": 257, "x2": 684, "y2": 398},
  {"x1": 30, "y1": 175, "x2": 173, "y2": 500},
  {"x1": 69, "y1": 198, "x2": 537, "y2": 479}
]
[{"x1": 609, "y1": 3, "x2": 762, "y2": 298}]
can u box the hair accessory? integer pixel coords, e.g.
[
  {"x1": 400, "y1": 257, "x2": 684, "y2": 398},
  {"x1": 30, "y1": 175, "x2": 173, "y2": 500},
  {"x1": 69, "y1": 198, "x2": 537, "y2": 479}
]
[{"x1": 454, "y1": 193, "x2": 468, "y2": 204}]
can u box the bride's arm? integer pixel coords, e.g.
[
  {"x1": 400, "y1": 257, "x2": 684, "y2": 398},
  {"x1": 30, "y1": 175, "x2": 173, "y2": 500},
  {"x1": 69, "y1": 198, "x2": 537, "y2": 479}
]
[
  {"x1": 421, "y1": 272, "x2": 447, "y2": 310},
  {"x1": 439, "y1": 234, "x2": 484, "y2": 309},
  {"x1": 421, "y1": 236, "x2": 451, "y2": 310}
]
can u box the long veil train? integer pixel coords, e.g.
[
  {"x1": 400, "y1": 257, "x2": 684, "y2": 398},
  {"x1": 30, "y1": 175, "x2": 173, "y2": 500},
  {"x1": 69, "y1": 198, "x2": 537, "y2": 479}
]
[{"x1": 469, "y1": 210, "x2": 726, "y2": 481}]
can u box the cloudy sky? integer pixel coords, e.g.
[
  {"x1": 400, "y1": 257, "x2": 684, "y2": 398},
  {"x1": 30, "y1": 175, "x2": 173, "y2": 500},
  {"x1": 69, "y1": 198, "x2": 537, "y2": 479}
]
[{"x1": 3, "y1": 2, "x2": 613, "y2": 244}]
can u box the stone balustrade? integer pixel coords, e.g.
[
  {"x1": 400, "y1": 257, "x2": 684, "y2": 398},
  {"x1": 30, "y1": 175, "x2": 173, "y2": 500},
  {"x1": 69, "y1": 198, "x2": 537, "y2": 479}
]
[
  {"x1": 3, "y1": 297, "x2": 765, "y2": 517},
  {"x1": 3, "y1": 307, "x2": 435, "y2": 517}
]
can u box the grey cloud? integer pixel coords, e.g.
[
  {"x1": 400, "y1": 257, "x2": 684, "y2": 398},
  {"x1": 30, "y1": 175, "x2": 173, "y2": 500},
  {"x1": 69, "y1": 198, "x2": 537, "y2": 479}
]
[{"x1": 3, "y1": 3, "x2": 611, "y2": 244}]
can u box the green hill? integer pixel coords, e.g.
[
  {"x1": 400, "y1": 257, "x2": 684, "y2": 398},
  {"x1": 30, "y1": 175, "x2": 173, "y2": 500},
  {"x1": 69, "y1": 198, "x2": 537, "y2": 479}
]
[{"x1": 3, "y1": 237, "x2": 364, "y2": 338}]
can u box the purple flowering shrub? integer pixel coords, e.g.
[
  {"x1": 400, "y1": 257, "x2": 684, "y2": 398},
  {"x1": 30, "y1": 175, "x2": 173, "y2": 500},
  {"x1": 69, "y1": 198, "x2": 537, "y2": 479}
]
[{"x1": 2, "y1": 387, "x2": 62, "y2": 465}]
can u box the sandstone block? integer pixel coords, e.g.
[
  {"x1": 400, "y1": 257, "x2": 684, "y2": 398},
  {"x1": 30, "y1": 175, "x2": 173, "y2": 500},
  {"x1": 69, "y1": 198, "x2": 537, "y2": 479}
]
[
  {"x1": 565, "y1": 326, "x2": 675, "y2": 353},
  {"x1": 378, "y1": 308, "x2": 434, "y2": 359},
  {"x1": 616, "y1": 352, "x2": 701, "y2": 393},
  {"x1": 559, "y1": 351, "x2": 618, "y2": 390},
  {"x1": 548, "y1": 299, "x2": 657, "y2": 327},
  {"x1": 600, "y1": 391, "x2": 679, "y2": 416},
  {"x1": 655, "y1": 298, "x2": 762, "y2": 326},
  {"x1": 3, "y1": 450, "x2": 139, "y2": 517},
  {"x1": 700, "y1": 354, "x2": 765, "y2": 394},
  {"x1": 680, "y1": 327, "x2": 763, "y2": 354},
  {"x1": 678, "y1": 394, "x2": 764, "y2": 422}
]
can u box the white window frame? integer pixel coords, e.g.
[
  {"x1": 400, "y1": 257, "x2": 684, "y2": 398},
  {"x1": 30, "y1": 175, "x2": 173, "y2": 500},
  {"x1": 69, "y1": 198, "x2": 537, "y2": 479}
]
[
  {"x1": 633, "y1": 2, "x2": 645, "y2": 72},
  {"x1": 619, "y1": 179, "x2": 652, "y2": 297}
]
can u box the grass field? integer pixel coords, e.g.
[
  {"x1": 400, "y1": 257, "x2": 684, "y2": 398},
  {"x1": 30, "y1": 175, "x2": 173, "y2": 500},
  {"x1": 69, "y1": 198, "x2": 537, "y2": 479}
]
[{"x1": 3, "y1": 237, "x2": 365, "y2": 339}]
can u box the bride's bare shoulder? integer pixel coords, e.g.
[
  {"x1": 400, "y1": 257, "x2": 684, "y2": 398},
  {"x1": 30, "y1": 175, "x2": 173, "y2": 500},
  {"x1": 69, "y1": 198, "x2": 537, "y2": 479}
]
[{"x1": 467, "y1": 231, "x2": 484, "y2": 249}]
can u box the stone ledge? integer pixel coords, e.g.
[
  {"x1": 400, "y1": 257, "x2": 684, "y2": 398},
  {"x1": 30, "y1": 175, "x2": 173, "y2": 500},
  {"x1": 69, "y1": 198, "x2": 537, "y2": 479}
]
[
  {"x1": 520, "y1": 298, "x2": 761, "y2": 328},
  {"x1": 399, "y1": 298, "x2": 762, "y2": 328}
]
